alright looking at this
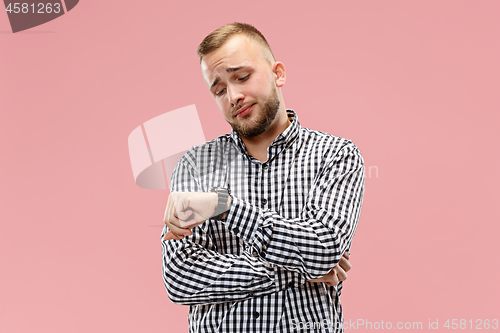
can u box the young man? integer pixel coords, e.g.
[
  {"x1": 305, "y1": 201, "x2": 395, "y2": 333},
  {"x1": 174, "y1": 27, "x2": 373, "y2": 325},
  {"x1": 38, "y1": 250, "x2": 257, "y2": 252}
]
[{"x1": 162, "y1": 23, "x2": 364, "y2": 332}]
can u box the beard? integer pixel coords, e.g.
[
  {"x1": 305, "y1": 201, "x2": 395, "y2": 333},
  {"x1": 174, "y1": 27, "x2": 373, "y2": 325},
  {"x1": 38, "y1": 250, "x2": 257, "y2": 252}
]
[{"x1": 229, "y1": 87, "x2": 281, "y2": 139}]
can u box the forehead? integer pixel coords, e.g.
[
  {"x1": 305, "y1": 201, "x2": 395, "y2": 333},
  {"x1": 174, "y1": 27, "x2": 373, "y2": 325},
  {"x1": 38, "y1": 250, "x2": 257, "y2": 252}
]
[{"x1": 200, "y1": 34, "x2": 271, "y2": 85}]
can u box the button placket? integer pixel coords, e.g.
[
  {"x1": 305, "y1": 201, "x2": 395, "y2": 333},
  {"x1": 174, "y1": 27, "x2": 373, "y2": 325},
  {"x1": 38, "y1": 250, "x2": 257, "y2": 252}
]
[{"x1": 261, "y1": 162, "x2": 269, "y2": 208}]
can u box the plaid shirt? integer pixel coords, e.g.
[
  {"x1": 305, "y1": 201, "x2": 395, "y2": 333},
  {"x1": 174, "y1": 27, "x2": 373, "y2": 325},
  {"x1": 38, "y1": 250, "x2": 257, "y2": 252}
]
[{"x1": 161, "y1": 110, "x2": 364, "y2": 332}]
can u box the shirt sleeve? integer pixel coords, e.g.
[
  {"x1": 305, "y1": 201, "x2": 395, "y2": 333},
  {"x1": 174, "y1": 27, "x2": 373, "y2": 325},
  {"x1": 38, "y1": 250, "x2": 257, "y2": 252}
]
[
  {"x1": 161, "y1": 155, "x2": 307, "y2": 305},
  {"x1": 223, "y1": 141, "x2": 365, "y2": 280}
]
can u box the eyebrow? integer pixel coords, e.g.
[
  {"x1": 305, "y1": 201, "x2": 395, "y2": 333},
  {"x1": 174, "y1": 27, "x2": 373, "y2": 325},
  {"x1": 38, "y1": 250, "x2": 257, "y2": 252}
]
[
  {"x1": 210, "y1": 66, "x2": 248, "y2": 90},
  {"x1": 226, "y1": 66, "x2": 244, "y2": 73}
]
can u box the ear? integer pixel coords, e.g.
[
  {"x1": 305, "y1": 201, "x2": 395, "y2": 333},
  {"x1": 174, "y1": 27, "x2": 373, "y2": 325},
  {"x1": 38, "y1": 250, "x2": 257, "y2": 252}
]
[{"x1": 272, "y1": 62, "x2": 286, "y2": 88}]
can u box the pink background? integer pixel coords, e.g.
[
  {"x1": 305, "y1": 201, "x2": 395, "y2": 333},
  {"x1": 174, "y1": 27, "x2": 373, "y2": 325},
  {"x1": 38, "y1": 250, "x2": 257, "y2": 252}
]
[{"x1": 1, "y1": 1, "x2": 499, "y2": 332}]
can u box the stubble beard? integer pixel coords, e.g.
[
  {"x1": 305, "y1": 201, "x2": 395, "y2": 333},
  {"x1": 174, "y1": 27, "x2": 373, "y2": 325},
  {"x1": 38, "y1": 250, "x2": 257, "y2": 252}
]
[{"x1": 229, "y1": 87, "x2": 281, "y2": 139}]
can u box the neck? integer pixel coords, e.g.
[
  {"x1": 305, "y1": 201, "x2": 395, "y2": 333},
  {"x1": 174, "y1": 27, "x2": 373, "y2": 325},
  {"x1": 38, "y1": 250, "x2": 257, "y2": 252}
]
[{"x1": 241, "y1": 108, "x2": 291, "y2": 162}]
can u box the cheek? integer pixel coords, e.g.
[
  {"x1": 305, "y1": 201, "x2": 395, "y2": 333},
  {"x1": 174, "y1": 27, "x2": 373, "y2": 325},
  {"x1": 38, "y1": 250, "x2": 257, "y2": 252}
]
[
  {"x1": 215, "y1": 100, "x2": 231, "y2": 118},
  {"x1": 254, "y1": 78, "x2": 272, "y2": 96}
]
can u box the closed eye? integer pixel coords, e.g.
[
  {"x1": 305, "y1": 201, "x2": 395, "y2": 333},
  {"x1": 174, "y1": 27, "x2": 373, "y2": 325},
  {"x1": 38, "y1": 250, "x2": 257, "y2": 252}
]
[
  {"x1": 216, "y1": 88, "x2": 226, "y2": 96},
  {"x1": 215, "y1": 74, "x2": 249, "y2": 96}
]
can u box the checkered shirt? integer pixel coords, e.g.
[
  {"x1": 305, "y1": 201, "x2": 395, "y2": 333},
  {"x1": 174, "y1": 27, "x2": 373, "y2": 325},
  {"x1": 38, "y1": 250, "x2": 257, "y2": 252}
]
[{"x1": 161, "y1": 110, "x2": 365, "y2": 332}]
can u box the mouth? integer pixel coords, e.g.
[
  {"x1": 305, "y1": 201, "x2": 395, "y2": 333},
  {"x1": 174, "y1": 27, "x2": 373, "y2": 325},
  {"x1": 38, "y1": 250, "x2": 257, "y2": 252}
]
[{"x1": 234, "y1": 104, "x2": 255, "y2": 118}]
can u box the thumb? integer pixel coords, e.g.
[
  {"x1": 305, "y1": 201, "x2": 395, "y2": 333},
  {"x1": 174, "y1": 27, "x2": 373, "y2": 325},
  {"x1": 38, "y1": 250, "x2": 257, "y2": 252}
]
[{"x1": 178, "y1": 208, "x2": 194, "y2": 221}]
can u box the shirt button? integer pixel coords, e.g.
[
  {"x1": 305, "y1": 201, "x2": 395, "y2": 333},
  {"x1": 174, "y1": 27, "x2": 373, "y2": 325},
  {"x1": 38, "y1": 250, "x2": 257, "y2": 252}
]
[
  {"x1": 287, "y1": 282, "x2": 294, "y2": 289},
  {"x1": 254, "y1": 311, "x2": 260, "y2": 319},
  {"x1": 261, "y1": 198, "x2": 267, "y2": 205},
  {"x1": 263, "y1": 164, "x2": 268, "y2": 169}
]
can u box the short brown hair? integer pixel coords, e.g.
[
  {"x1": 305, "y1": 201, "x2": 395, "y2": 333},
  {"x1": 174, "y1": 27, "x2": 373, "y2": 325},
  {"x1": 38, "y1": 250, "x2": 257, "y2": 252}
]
[{"x1": 197, "y1": 22, "x2": 275, "y2": 62}]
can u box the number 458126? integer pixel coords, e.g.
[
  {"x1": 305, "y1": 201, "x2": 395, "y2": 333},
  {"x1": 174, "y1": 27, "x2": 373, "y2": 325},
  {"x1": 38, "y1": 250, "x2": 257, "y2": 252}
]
[
  {"x1": 444, "y1": 319, "x2": 498, "y2": 330},
  {"x1": 5, "y1": 3, "x2": 61, "y2": 14}
]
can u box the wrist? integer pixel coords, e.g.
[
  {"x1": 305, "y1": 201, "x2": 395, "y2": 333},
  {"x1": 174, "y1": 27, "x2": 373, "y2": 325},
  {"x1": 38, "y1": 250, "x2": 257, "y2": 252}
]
[
  {"x1": 221, "y1": 195, "x2": 232, "y2": 220},
  {"x1": 210, "y1": 187, "x2": 231, "y2": 221}
]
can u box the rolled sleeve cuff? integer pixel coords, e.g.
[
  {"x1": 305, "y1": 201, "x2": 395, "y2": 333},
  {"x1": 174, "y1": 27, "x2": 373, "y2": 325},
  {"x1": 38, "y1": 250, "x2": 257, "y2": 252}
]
[{"x1": 222, "y1": 197, "x2": 263, "y2": 246}]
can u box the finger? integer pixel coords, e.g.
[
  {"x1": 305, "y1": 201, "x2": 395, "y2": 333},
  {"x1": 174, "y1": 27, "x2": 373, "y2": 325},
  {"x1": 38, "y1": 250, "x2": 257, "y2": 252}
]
[
  {"x1": 173, "y1": 195, "x2": 190, "y2": 220},
  {"x1": 338, "y1": 256, "x2": 352, "y2": 272},
  {"x1": 325, "y1": 273, "x2": 340, "y2": 286},
  {"x1": 163, "y1": 196, "x2": 184, "y2": 240},
  {"x1": 166, "y1": 212, "x2": 189, "y2": 233},
  {"x1": 164, "y1": 230, "x2": 184, "y2": 241},
  {"x1": 331, "y1": 269, "x2": 340, "y2": 285},
  {"x1": 178, "y1": 208, "x2": 195, "y2": 222},
  {"x1": 322, "y1": 268, "x2": 337, "y2": 286},
  {"x1": 164, "y1": 193, "x2": 175, "y2": 225},
  {"x1": 172, "y1": 196, "x2": 198, "y2": 228},
  {"x1": 177, "y1": 209, "x2": 203, "y2": 228},
  {"x1": 167, "y1": 221, "x2": 192, "y2": 237},
  {"x1": 333, "y1": 265, "x2": 348, "y2": 282},
  {"x1": 343, "y1": 251, "x2": 350, "y2": 260},
  {"x1": 165, "y1": 195, "x2": 192, "y2": 236},
  {"x1": 178, "y1": 209, "x2": 208, "y2": 229}
]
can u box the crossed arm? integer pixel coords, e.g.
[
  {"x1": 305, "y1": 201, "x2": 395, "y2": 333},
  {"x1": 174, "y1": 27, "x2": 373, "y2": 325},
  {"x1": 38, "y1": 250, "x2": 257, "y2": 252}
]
[
  {"x1": 161, "y1": 142, "x2": 364, "y2": 304},
  {"x1": 163, "y1": 191, "x2": 352, "y2": 287}
]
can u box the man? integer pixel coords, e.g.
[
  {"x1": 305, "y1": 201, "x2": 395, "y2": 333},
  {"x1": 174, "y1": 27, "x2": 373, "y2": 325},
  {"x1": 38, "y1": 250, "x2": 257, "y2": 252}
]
[{"x1": 161, "y1": 23, "x2": 364, "y2": 332}]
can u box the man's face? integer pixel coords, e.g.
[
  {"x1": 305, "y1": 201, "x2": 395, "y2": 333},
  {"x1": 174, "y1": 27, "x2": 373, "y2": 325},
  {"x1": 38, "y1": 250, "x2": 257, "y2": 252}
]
[{"x1": 201, "y1": 35, "x2": 281, "y2": 138}]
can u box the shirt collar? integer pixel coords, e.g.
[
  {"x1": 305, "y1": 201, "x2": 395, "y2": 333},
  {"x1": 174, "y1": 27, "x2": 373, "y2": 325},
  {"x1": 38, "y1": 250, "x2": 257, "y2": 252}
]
[
  {"x1": 270, "y1": 109, "x2": 300, "y2": 147},
  {"x1": 230, "y1": 109, "x2": 301, "y2": 155}
]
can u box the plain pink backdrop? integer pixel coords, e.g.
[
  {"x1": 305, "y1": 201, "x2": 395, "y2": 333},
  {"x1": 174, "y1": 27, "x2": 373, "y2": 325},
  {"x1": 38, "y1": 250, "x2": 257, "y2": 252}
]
[{"x1": 1, "y1": 1, "x2": 499, "y2": 332}]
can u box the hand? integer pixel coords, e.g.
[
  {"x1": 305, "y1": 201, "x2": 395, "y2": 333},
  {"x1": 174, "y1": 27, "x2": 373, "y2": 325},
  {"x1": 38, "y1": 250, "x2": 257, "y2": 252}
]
[
  {"x1": 163, "y1": 192, "x2": 218, "y2": 241},
  {"x1": 308, "y1": 251, "x2": 351, "y2": 286}
]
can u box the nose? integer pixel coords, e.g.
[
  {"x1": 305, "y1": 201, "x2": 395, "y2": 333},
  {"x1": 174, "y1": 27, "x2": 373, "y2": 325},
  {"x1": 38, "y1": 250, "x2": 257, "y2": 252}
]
[{"x1": 226, "y1": 84, "x2": 244, "y2": 107}]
